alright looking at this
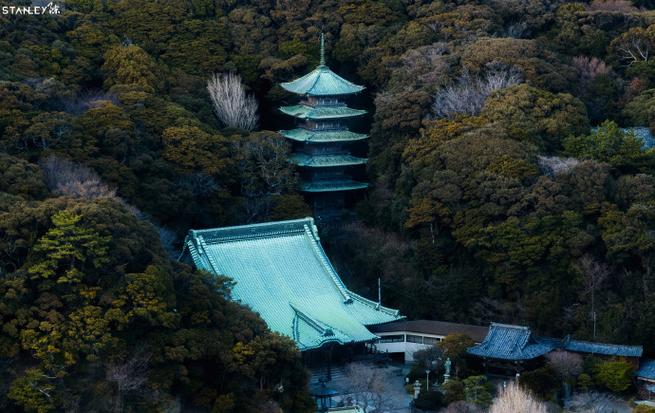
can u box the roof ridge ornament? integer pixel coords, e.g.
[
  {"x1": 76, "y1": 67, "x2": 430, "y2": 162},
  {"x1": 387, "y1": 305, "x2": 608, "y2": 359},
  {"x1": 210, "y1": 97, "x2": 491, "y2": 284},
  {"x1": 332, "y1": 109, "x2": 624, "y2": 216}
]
[{"x1": 320, "y1": 32, "x2": 326, "y2": 66}]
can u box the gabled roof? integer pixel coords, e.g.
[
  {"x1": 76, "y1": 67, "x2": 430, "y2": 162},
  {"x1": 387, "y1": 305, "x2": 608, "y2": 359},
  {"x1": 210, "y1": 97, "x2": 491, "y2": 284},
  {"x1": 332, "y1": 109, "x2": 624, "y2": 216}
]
[
  {"x1": 368, "y1": 320, "x2": 489, "y2": 343},
  {"x1": 301, "y1": 179, "x2": 369, "y2": 192},
  {"x1": 637, "y1": 359, "x2": 655, "y2": 380},
  {"x1": 182, "y1": 218, "x2": 401, "y2": 351},
  {"x1": 291, "y1": 153, "x2": 368, "y2": 168},
  {"x1": 281, "y1": 65, "x2": 365, "y2": 96},
  {"x1": 280, "y1": 104, "x2": 366, "y2": 120},
  {"x1": 279, "y1": 128, "x2": 368, "y2": 143},
  {"x1": 563, "y1": 337, "x2": 643, "y2": 358},
  {"x1": 467, "y1": 323, "x2": 556, "y2": 360}
]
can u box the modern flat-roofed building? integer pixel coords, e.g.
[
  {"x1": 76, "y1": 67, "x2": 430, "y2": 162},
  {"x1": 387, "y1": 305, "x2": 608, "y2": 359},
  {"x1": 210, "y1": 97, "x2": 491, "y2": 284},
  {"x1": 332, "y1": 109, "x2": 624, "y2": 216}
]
[{"x1": 368, "y1": 320, "x2": 489, "y2": 362}]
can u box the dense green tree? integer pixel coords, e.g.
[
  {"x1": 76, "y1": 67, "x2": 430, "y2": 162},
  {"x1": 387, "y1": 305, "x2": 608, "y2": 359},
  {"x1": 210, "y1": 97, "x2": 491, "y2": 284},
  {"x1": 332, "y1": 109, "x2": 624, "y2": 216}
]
[
  {"x1": 162, "y1": 126, "x2": 230, "y2": 175},
  {"x1": 519, "y1": 366, "x2": 559, "y2": 400},
  {"x1": 481, "y1": 84, "x2": 590, "y2": 152},
  {"x1": 438, "y1": 334, "x2": 475, "y2": 377},
  {"x1": 563, "y1": 121, "x2": 651, "y2": 172},
  {"x1": 463, "y1": 375, "x2": 493, "y2": 408},
  {"x1": 594, "y1": 359, "x2": 635, "y2": 393},
  {"x1": 102, "y1": 44, "x2": 160, "y2": 92},
  {"x1": 0, "y1": 154, "x2": 47, "y2": 199}
]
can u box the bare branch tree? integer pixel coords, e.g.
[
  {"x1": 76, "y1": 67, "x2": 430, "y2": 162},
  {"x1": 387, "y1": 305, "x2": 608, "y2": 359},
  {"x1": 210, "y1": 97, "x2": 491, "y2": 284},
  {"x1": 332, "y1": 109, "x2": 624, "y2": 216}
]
[
  {"x1": 546, "y1": 350, "x2": 583, "y2": 379},
  {"x1": 489, "y1": 382, "x2": 547, "y2": 413},
  {"x1": 40, "y1": 155, "x2": 118, "y2": 201},
  {"x1": 40, "y1": 155, "x2": 143, "y2": 219},
  {"x1": 565, "y1": 391, "x2": 618, "y2": 412},
  {"x1": 577, "y1": 255, "x2": 610, "y2": 339},
  {"x1": 572, "y1": 56, "x2": 610, "y2": 82},
  {"x1": 537, "y1": 155, "x2": 580, "y2": 177},
  {"x1": 207, "y1": 73, "x2": 258, "y2": 131},
  {"x1": 345, "y1": 363, "x2": 393, "y2": 413},
  {"x1": 232, "y1": 133, "x2": 296, "y2": 221},
  {"x1": 587, "y1": 0, "x2": 637, "y2": 13},
  {"x1": 106, "y1": 350, "x2": 152, "y2": 413},
  {"x1": 432, "y1": 65, "x2": 522, "y2": 119}
]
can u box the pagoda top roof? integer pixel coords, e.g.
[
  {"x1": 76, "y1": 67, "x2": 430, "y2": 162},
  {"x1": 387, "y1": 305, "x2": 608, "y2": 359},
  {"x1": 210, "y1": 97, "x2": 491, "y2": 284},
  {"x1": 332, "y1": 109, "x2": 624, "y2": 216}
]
[
  {"x1": 280, "y1": 104, "x2": 366, "y2": 120},
  {"x1": 280, "y1": 128, "x2": 368, "y2": 143},
  {"x1": 291, "y1": 153, "x2": 368, "y2": 167},
  {"x1": 301, "y1": 179, "x2": 369, "y2": 192},
  {"x1": 281, "y1": 65, "x2": 365, "y2": 96},
  {"x1": 182, "y1": 218, "x2": 401, "y2": 351},
  {"x1": 280, "y1": 33, "x2": 364, "y2": 96}
]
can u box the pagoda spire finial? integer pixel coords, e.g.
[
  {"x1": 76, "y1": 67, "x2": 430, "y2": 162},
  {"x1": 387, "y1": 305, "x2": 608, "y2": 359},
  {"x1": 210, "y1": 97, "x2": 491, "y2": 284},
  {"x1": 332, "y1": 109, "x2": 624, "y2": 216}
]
[{"x1": 320, "y1": 32, "x2": 325, "y2": 66}]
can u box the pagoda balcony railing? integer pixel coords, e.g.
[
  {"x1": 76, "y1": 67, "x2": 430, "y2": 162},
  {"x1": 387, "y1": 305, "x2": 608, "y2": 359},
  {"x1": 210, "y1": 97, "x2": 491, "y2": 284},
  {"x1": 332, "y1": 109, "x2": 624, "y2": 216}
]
[
  {"x1": 303, "y1": 148, "x2": 348, "y2": 155},
  {"x1": 300, "y1": 123, "x2": 346, "y2": 132},
  {"x1": 301, "y1": 97, "x2": 344, "y2": 107}
]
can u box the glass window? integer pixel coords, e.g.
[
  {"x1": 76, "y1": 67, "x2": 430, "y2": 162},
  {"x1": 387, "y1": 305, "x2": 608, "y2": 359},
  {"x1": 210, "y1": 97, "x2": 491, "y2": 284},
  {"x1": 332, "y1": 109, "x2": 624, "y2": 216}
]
[
  {"x1": 378, "y1": 334, "x2": 404, "y2": 343},
  {"x1": 406, "y1": 334, "x2": 423, "y2": 343},
  {"x1": 423, "y1": 337, "x2": 440, "y2": 346}
]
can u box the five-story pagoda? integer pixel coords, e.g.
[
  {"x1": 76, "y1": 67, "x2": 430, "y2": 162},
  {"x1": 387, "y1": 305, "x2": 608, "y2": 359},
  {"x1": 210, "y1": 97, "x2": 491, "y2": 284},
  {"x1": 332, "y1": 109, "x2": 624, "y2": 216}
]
[{"x1": 279, "y1": 33, "x2": 368, "y2": 219}]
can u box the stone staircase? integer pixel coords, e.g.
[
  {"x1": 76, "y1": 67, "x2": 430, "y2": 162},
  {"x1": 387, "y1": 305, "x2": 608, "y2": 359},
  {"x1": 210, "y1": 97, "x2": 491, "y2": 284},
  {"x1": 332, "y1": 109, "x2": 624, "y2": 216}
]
[{"x1": 309, "y1": 365, "x2": 349, "y2": 386}]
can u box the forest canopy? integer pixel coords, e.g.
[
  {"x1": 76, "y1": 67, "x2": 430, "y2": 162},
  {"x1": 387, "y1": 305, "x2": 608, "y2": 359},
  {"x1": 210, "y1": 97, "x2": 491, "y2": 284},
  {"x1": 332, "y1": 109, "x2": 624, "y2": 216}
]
[{"x1": 2, "y1": 0, "x2": 655, "y2": 411}]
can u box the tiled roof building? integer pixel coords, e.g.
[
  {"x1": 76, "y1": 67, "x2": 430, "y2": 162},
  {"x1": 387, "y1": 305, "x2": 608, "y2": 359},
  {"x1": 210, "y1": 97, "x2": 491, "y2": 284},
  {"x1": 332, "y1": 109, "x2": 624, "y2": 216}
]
[
  {"x1": 181, "y1": 217, "x2": 402, "y2": 351},
  {"x1": 468, "y1": 322, "x2": 644, "y2": 363},
  {"x1": 467, "y1": 323, "x2": 556, "y2": 361},
  {"x1": 562, "y1": 337, "x2": 643, "y2": 358},
  {"x1": 637, "y1": 359, "x2": 655, "y2": 381}
]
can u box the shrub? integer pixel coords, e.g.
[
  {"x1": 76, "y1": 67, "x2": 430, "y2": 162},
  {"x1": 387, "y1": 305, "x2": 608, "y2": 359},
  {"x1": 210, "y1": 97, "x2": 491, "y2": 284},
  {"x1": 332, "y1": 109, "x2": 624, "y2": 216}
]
[
  {"x1": 414, "y1": 390, "x2": 445, "y2": 411},
  {"x1": 443, "y1": 379, "x2": 465, "y2": 404},
  {"x1": 634, "y1": 405, "x2": 655, "y2": 413},
  {"x1": 594, "y1": 359, "x2": 635, "y2": 393},
  {"x1": 577, "y1": 373, "x2": 594, "y2": 392},
  {"x1": 463, "y1": 375, "x2": 493, "y2": 408},
  {"x1": 519, "y1": 366, "x2": 560, "y2": 400}
]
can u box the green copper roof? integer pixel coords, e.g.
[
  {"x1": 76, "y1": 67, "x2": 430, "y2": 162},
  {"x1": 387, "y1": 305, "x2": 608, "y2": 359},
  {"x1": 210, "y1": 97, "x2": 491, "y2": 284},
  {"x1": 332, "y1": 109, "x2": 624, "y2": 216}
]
[
  {"x1": 183, "y1": 218, "x2": 401, "y2": 351},
  {"x1": 301, "y1": 179, "x2": 369, "y2": 192},
  {"x1": 280, "y1": 104, "x2": 366, "y2": 120},
  {"x1": 281, "y1": 65, "x2": 365, "y2": 96},
  {"x1": 279, "y1": 128, "x2": 368, "y2": 143},
  {"x1": 291, "y1": 153, "x2": 368, "y2": 167}
]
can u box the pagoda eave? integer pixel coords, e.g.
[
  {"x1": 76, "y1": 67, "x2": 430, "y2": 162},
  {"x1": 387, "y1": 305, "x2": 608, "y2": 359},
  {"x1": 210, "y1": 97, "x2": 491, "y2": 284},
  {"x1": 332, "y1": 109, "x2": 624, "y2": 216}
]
[
  {"x1": 300, "y1": 180, "x2": 369, "y2": 193},
  {"x1": 279, "y1": 104, "x2": 367, "y2": 120},
  {"x1": 279, "y1": 129, "x2": 368, "y2": 143},
  {"x1": 280, "y1": 65, "x2": 365, "y2": 96},
  {"x1": 291, "y1": 153, "x2": 368, "y2": 168}
]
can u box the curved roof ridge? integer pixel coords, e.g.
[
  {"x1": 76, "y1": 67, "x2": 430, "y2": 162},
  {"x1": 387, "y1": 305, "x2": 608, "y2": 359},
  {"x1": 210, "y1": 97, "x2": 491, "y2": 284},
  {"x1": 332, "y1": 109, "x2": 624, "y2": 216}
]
[
  {"x1": 291, "y1": 303, "x2": 331, "y2": 336},
  {"x1": 490, "y1": 322, "x2": 531, "y2": 330},
  {"x1": 347, "y1": 290, "x2": 402, "y2": 318},
  {"x1": 302, "y1": 225, "x2": 352, "y2": 302},
  {"x1": 191, "y1": 217, "x2": 314, "y2": 243}
]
